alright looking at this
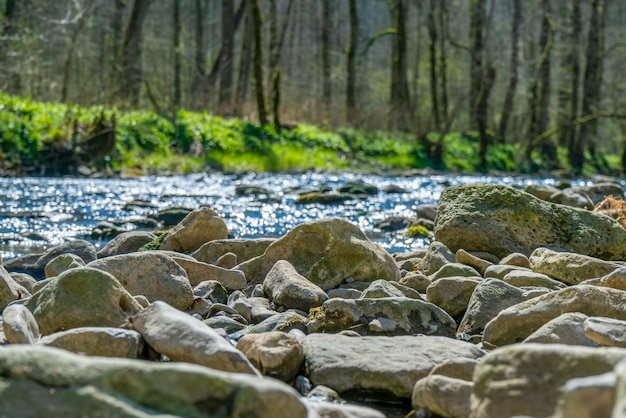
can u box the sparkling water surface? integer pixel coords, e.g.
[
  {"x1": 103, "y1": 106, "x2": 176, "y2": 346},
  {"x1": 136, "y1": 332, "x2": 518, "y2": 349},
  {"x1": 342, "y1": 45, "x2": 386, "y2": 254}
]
[{"x1": 0, "y1": 172, "x2": 604, "y2": 261}]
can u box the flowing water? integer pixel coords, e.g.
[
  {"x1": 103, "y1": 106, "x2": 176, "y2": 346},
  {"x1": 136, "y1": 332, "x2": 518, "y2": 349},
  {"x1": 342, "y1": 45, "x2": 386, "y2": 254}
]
[{"x1": 0, "y1": 171, "x2": 602, "y2": 261}]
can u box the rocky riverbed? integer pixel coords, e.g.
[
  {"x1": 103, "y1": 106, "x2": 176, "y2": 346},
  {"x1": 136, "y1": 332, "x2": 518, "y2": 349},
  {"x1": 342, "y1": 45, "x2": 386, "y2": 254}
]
[{"x1": 0, "y1": 178, "x2": 625, "y2": 417}]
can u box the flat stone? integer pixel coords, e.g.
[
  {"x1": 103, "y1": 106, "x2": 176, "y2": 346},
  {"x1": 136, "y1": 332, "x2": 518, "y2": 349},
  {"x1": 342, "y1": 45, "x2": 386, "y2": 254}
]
[
  {"x1": 503, "y1": 269, "x2": 566, "y2": 290},
  {"x1": 192, "y1": 238, "x2": 275, "y2": 265},
  {"x1": 97, "y1": 231, "x2": 157, "y2": 258},
  {"x1": 360, "y1": 279, "x2": 405, "y2": 299},
  {"x1": 303, "y1": 334, "x2": 484, "y2": 400},
  {"x1": 555, "y1": 372, "x2": 616, "y2": 418},
  {"x1": 172, "y1": 256, "x2": 246, "y2": 290},
  {"x1": 456, "y1": 249, "x2": 493, "y2": 276},
  {"x1": 38, "y1": 327, "x2": 143, "y2": 358},
  {"x1": 426, "y1": 276, "x2": 482, "y2": 319},
  {"x1": 483, "y1": 285, "x2": 626, "y2": 347},
  {"x1": 529, "y1": 247, "x2": 621, "y2": 285},
  {"x1": 413, "y1": 375, "x2": 473, "y2": 418},
  {"x1": 236, "y1": 331, "x2": 304, "y2": 382},
  {"x1": 523, "y1": 312, "x2": 598, "y2": 346},
  {"x1": 584, "y1": 316, "x2": 626, "y2": 347}
]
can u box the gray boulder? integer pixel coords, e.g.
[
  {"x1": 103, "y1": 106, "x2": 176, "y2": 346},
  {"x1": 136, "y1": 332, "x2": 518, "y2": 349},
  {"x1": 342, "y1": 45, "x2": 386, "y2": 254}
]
[
  {"x1": 426, "y1": 276, "x2": 482, "y2": 319},
  {"x1": 434, "y1": 184, "x2": 626, "y2": 260},
  {"x1": 88, "y1": 252, "x2": 194, "y2": 310},
  {"x1": 413, "y1": 375, "x2": 473, "y2": 418},
  {"x1": 420, "y1": 241, "x2": 456, "y2": 276},
  {"x1": 131, "y1": 301, "x2": 257, "y2": 374},
  {"x1": 308, "y1": 297, "x2": 456, "y2": 337},
  {"x1": 303, "y1": 334, "x2": 484, "y2": 400},
  {"x1": 457, "y1": 278, "x2": 525, "y2": 336},
  {"x1": 172, "y1": 256, "x2": 246, "y2": 290},
  {"x1": 529, "y1": 247, "x2": 621, "y2": 285},
  {"x1": 555, "y1": 372, "x2": 616, "y2": 418},
  {"x1": 38, "y1": 327, "x2": 143, "y2": 358},
  {"x1": 236, "y1": 331, "x2": 304, "y2": 382},
  {"x1": 262, "y1": 260, "x2": 328, "y2": 311},
  {"x1": 360, "y1": 279, "x2": 406, "y2": 299},
  {"x1": 192, "y1": 238, "x2": 275, "y2": 265},
  {"x1": 503, "y1": 269, "x2": 566, "y2": 290},
  {"x1": 0, "y1": 345, "x2": 306, "y2": 418},
  {"x1": 160, "y1": 207, "x2": 228, "y2": 253},
  {"x1": 237, "y1": 218, "x2": 400, "y2": 290},
  {"x1": 482, "y1": 285, "x2": 626, "y2": 347},
  {"x1": 471, "y1": 344, "x2": 626, "y2": 418},
  {"x1": 583, "y1": 316, "x2": 626, "y2": 348},
  {"x1": 2, "y1": 304, "x2": 40, "y2": 344},
  {"x1": 26, "y1": 267, "x2": 142, "y2": 336},
  {"x1": 4, "y1": 240, "x2": 97, "y2": 279},
  {"x1": 44, "y1": 253, "x2": 85, "y2": 278},
  {"x1": 522, "y1": 312, "x2": 598, "y2": 346},
  {"x1": 97, "y1": 231, "x2": 157, "y2": 258}
]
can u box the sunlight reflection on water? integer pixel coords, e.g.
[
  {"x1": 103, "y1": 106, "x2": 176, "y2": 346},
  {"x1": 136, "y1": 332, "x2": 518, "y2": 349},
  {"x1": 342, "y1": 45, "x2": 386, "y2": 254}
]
[{"x1": 0, "y1": 172, "x2": 607, "y2": 260}]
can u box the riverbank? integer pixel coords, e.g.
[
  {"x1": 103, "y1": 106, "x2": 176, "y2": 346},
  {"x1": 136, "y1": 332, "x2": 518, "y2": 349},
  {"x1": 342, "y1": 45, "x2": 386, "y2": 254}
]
[{"x1": 4, "y1": 94, "x2": 617, "y2": 178}]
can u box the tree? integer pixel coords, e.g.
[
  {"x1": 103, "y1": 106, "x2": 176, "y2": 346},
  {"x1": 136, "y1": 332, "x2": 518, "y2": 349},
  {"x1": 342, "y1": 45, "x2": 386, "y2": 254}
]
[
  {"x1": 0, "y1": 0, "x2": 16, "y2": 92},
  {"x1": 251, "y1": 0, "x2": 267, "y2": 125},
  {"x1": 321, "y1": 0, "x2": 331, "y2": 106},
  {"x1": 468, "y1": 0, "x2": 485, "y2": 128},
  {"x1": 219, "y1": 0, "x2": 234, "y2": 112},
  {"x1": 234, "y1": 0, "x2": 253, "y2": 116},
  {"x1": 559, "y1": 0, "x2": 581, "y2": 153},
  {"x1": 173, "y1": 0, "x2": 182, "y2": 109},
  {"x1": 525, "y1": 0, "x2": 557, "y2": 167},
  {"x1": 499, "y1": 0, "x2": 521, "y2": 141},
  {"x1": 268, "y1": 0, "x2": 294, "y2": 128},
  {"x1": 389, "y1": 0, "x2": 411, "y2": 131},
  {"x1": 61, "y1": 0, "x2": 95, "y2": 103},
  {"x1": 574, "y1": 0, "x2": 606, "y2": 173},
  {"x1": 117, "y1": 0, "x2": 155, "y2": 107},
  {"x1": 428, "y1": 0, "x2": 440, "y2": 128},
  {"x1": 346, "y1": 0, "x2": 358, "y2": 125}
]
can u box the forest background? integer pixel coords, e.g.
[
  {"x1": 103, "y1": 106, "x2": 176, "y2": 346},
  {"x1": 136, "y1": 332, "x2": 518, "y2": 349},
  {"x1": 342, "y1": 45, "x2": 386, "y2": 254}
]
[{"x1": 0, "y1": 0, "x2": 624, "y2": 177}]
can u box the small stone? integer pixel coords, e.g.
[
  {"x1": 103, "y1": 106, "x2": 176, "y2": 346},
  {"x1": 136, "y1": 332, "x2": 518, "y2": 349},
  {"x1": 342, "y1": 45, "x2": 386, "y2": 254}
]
[
  {"x1": 215, "y1": 252, "x2": 238, "y2": 269},
  {"x1": 2, "y1": 304, "x2": 40, "y2": 344},
  {"x1": 44, "y1": 254, "x2": 85, "y2": 279},
  {"x1": 38, "y1": 327, "x2": 143, "y2": 358},
  {"x1": 456, "y1": 249, "x2": 493, "y2": 276},
  {"x1": 420, "y1": 242, "x2": 456, "y2": 276},
  {"x1": 160, "y1": 207, "x2": 228, "y2": 253},
  {"x1": 523, "y1": 312, "x2": 598, "y2": 347},
  {"x1": 236, "y1": 331, "x2": 304, "y2": 382},
  {"x1": 499, "y1": 252, "x2": 531, "y2": 268},
  {"x1": 584, "y1": 316, "x2": 626, "y2": 348}
]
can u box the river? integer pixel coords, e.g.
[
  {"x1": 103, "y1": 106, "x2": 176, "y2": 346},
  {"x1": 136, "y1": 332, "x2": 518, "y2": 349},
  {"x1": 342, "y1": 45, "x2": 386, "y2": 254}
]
[{"x1": 0, "y1": 171, "x2": 602, "y2": 261}]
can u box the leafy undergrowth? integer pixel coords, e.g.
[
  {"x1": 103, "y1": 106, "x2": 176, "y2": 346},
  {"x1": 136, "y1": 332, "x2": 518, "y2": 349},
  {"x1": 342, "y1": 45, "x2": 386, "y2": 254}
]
[{"x1": 0, "y1": 94, "x2": 588, "y2": 176}]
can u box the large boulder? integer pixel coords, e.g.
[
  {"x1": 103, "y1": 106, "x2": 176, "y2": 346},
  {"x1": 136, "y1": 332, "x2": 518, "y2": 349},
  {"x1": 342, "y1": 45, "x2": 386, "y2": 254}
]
[
  {"x1": 262, "y1": 260, "x2": 328, "y2": 312},
  {"x1": 160, "y1": 207, "x2": 229, "y2": 253},
  {"x1": 131, "y1": 301, "x2": 258, "y2": 375},
  {"x1": 308, "y1": 297, "x2": 456, "y2": 337},
  {"x1": 237, "y1": 218, "x2": 400, "y2": 290},
  {"x1": 88, "y1": 252, "x2": 194, "y2": 310},
  {"x1": 482, "y1": 285, "x2": 626, "y2": 347},
  {"x1": 302, "y1": 334, "x2": 484, "y2": 400},
  {"x1": 4, "y1": 240, "x2": 97, "y2": 279},
  {"x1": 434, "y1": 184, "x2": 626, "y2": 260},
  {"x1": 0, "y1": 345, "x2": 306, "y2": 418},
  {"x1": 470, "y1": 344, "x2": 626, "y2": 418},
  {"x1": 25, "y1": 267, "x2": 142, "y2": 336}
]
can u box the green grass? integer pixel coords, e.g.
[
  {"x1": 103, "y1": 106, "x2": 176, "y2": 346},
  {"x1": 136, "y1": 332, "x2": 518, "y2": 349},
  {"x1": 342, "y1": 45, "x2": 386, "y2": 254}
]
[{"x1": 2, "y1": 93, "x2": 615, "y2": 176}]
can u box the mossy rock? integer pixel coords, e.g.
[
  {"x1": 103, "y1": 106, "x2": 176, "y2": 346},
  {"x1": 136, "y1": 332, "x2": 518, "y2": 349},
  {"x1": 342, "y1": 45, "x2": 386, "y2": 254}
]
[{"x1": 434, "y1": 184, "x2": 626, "y2": 260}]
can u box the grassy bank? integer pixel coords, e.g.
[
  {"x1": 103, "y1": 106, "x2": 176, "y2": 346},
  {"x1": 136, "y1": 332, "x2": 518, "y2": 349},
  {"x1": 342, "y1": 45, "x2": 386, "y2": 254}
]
[{"x1": 0, "y1": 94, "x2": 597, "y2": 176}]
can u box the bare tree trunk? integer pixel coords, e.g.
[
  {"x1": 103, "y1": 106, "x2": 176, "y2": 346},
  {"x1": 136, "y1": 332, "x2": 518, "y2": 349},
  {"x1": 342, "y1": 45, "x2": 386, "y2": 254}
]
[
  {"x1": 525, "y1": 0, "x2": 556, "y2": 165},
  {"x1": 469, "y1": 0, "x2": 484, "y2": 128},
  {"x1": 112, "y1": 0, "x2": 125, "y2": 64},
  {"x1": 192, "y1": 0, "x2": 206, "y2": 107},
  {"x1": 118, "y1": 0, "x2": 154, "y2": 107},
  {"x1": 428, "y1": 0, "x2": 440, "y2": 129},
  {"x1": 268, "y1": 0, "x2": 293, "y2": 127},
  {"x1": 575, "y1": 0, "x2": 605, "y2": 173},
  {"x1": 234, "y1": 0, "x2": 253, "y2": 116},
  {"x1": 251, "y1": 0, "x2": 267, "y2": 125},
  {"x1": 478, "y1": 67, "x2": 496, "y2": 171},
  {"x1": 61, "y1": 0, "x2": 95, "y2": 103},
  {"x1": 560, "y1": 0, "x2": 581, "y2": 152},
  {"x1": 321, "y1": 0, "x2": 331, "y2": 106},
  {"x1": 173, "y1": 0, "x2": 182, "y2": 109},
  {"x1": 390, "y1": 0, "x2": 411, "y2": 131},
  {"x1": 1, "y1": 0, "x2": 17, "y2": 93},
  {"x1": 272, "y1": 68, "x2": 281, "y2": 128},
  {"x1": 438, "y1": 0, "x2": 448, "y2": 124},
  {"x1": 219, "y1": 0, "x2": 234, "y2": 112},
  {"x1": 499, "y1": 0, "x2": 521, "y2": 141},
  {"x1": 346, "y1": 0, "x2": 358, "y2": 125}
]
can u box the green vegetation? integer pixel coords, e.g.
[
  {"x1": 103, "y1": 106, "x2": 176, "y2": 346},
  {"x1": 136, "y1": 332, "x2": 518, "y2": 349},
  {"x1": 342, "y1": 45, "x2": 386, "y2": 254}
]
[
  {"x1": 0, "y1": 94, "x2": 619, "y2": 176},
  {"x1": 406, "y1": 225, "x2": 430, "y2": 238}
]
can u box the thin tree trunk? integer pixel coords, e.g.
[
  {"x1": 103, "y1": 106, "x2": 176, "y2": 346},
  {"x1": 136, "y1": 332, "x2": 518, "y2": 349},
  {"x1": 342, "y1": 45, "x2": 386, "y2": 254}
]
[
  {"x1": 561, "y1": 0, "x2": 581, "y2": 153},
  {"x1": 438, "y1": 0, "x2": 448, "y2": 124},
  {"x1": 478, "y1": 67, "x2": 496, "y2": 171},
  {"x1": 321, "y1": 0, "x2": 331, "y2": 105},
  {"x1": 119, "y1": 0, "x2": 154, "y2": 107},
  {"x1": 268, "y1": 0, "x2": 293, "y2": 126},
  {"x1": 575, "y1": 0, "x2": 605, "y2": 173},
  {"x1": 173, "y1": 0, "x2": 182, "y2": 109},
  {"x1": 219, "y1": 0, "x2": 234, "y2": 112},
  {"x1": 251, "y1": 0, "x2": 267, "y2": 125},
  {"x1": 272, "y1": 68, "x2": 281, "y2": 128},
  {"x1": 234, "y1": 0, "x2": 253, "y2": 116},
  {"x1": 499, "y1": 0, "x2": 520, "y2": 141},
  {"x1": 428, "y1": 0, "x2": 440, "y2": 129},
  {"x1": 469, "y1": 0, "x2": 484, "y2": 128},
  {"x1": 61, "y1": 0, "x2": 95, "y2": 103},
  {"x1": 194, "y1": 0, "x2": 206, "y2": 97},
  {"x1": 390, "y1": 0, "x2": 411, "y2": 131},
  {"x1": 1, "y1": 0, "x2": 17, "y2": 92},
  {"x1": 346, "y1": 0, "x2": 358, "y2": 125},
  {"x1": 538, "y1": 0, "x2": 556, "y2": 165}
]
